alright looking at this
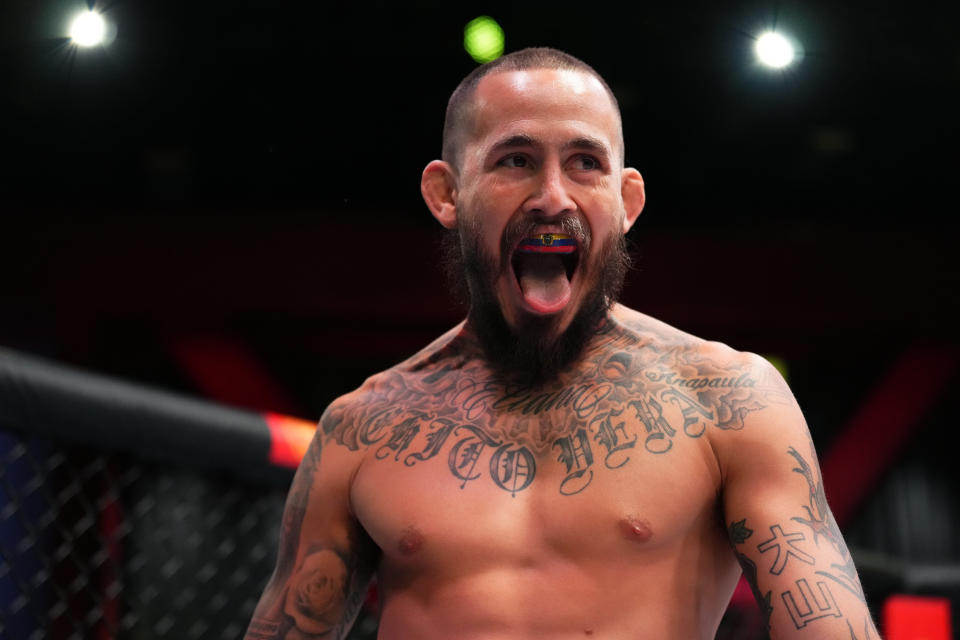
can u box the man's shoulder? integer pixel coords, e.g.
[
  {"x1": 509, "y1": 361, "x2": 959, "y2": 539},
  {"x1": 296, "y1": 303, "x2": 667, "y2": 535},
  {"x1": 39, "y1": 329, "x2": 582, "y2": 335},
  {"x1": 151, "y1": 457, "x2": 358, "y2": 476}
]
[
  {"x1": 611, "y1": 305, "x2": 798, "y2": 452},
  {"x1": 317, "y1": 322, "x2": 475, "y2": 447},
  {"x1": 361, "y1": 320, "x2": 477, "y2": 395},
  {"x1": 609, "y1": 304, "x2": 778, "y2": 380},
  {"x1": 612, "y1": 304, "x2": 736, "y2": 354}
]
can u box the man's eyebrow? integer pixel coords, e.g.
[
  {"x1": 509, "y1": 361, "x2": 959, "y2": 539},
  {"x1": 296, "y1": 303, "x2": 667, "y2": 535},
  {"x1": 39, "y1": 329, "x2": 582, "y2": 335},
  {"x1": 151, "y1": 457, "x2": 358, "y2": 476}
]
[
  {"x1": 561, "y1": 136, "x2": 611, "y2": 156},
  {"x1": 488, "y1": 134, "x2": 539, "y2": 154},
  {"x1": 486, "y1": 134, "x2": 612, "y2": 157}
]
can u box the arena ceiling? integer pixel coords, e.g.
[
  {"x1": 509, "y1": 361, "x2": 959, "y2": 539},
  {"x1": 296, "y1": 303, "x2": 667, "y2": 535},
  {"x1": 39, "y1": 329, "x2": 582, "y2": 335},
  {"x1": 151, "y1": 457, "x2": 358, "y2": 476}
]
[{"x1": 2, "y1": 1, "x2": 957, "y2": 229}]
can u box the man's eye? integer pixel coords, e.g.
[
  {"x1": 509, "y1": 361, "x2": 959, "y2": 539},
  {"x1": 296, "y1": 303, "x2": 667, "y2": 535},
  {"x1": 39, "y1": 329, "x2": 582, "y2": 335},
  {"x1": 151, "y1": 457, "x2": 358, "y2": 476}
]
[
  {"x1": 500, "y1": 155, "x2": 529, "y2": 168},
  {"x1": 572, "y1": 155, "x2": 600, "y2": 170}
]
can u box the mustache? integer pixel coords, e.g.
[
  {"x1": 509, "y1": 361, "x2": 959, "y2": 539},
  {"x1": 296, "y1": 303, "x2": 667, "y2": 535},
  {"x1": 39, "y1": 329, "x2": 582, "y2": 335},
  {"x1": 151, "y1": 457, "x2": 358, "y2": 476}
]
[{"x1": 498, "y1": 214, "x2": 591, "y2": 271}]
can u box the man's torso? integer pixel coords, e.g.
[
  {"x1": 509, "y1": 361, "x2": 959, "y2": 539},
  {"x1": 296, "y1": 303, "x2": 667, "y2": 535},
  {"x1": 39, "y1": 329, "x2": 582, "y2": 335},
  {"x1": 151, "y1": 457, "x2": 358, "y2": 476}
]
[{"x1": 321, "y1": 306, "x2": 775, "y2": 639}]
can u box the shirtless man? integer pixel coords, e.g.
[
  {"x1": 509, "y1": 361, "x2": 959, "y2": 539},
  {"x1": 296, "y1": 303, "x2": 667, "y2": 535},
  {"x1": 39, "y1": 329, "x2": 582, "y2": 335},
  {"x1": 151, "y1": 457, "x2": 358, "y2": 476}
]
[{"x1": 244, "y1": 48, "x2": 880, "y2": 639}]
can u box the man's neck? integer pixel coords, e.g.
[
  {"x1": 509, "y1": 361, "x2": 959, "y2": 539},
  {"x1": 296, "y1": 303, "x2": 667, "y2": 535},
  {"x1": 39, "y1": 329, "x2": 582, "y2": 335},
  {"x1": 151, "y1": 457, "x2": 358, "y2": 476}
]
[{"x1": 460, "y1": 306, "x2": 622, "y2": 389}]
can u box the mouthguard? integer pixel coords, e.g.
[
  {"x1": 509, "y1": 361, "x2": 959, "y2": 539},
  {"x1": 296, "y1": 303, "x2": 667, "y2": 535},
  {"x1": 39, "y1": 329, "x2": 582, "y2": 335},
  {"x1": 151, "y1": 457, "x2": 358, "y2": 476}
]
[{"x1": 516, "y1": 233, "x2": 577, "y2": 254}]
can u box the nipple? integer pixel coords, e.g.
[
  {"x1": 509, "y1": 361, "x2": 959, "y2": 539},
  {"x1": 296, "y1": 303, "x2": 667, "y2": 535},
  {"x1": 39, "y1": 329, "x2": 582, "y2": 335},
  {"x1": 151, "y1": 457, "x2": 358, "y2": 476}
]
[
  {"x1": 397, "y1": 526, "x2": 424, "y2": 556},
  {"x1": 620, "y1": 516, "x2": 653, "y2": 543}
]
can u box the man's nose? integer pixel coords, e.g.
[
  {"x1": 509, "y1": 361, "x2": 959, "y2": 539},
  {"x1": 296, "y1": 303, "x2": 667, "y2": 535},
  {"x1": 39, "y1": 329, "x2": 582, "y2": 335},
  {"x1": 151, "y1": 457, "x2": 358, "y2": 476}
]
[{"x1": 522, "y1": 164, "x2": 576, "y2": 218}]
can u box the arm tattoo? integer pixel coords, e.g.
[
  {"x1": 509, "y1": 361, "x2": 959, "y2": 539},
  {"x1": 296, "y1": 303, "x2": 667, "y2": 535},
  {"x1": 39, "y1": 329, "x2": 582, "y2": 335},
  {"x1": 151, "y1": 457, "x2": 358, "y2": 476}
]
[
  {"x1": 245, "y1": 434, "x2": 379, "y2": 640},
  {"x1": 275, "y1": 436, "x2": 323, "y2": 580},
  {"x1": 788, "y1": 443, "x2": 843, "y2": 551},
  {"x1": 757, "y1": 524, "x2": 815, "y2": 575},
  {"x1": 734, "y1": 550, "x2": 773, "y2": 632},
  {"x1": 282, "y1": 546, "x2": 349, "y2": 636},
  {"x1": 788, "y1": 444, "x2": 868, "y2": 602},
  {"x1": 728, "y1": 518, "x2": 753, "y2": 544},
  {"x1": 780, "y1": 578, "x2": 843, "y2": 629},
  {"x1": 726, "y1": 449, "x2": 877, "y2": 635},
  {"x1": 847, "y1": 617, "x2": 877, "y2": 639}
]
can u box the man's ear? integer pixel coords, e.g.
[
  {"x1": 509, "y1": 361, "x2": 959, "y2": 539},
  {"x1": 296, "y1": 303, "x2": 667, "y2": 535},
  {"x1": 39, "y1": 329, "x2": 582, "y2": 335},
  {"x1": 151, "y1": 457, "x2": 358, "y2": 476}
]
[
  {"x1": 421, "y1": 160, "x2": 458, "y2": 229},
  {"x1": 620, "y1": 168, "x2": 646, "y2": 233}
]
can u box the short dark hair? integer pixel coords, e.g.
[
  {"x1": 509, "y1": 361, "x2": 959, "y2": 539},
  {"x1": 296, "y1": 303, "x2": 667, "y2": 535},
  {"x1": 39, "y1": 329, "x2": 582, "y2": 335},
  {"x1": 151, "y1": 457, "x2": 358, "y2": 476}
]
[{"x1": 441, "y1": 47, "x2": 623, "y2": 169}]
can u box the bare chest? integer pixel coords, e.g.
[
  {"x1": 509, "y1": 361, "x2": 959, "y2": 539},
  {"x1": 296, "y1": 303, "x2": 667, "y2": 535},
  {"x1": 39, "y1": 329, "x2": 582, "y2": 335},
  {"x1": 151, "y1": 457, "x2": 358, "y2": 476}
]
[
  {"x1": 347, "y1": 390, "x2": 724, "y2": 570},
  {"x1": 327, "y1": 338, "x2": 769, "y2": 570}
]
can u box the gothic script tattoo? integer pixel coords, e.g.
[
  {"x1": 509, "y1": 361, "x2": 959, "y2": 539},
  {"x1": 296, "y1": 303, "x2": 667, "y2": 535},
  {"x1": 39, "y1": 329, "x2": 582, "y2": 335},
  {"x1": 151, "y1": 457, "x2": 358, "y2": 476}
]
[{"x1": 321, "y1": 318, "x2": 783, "y2": 497}]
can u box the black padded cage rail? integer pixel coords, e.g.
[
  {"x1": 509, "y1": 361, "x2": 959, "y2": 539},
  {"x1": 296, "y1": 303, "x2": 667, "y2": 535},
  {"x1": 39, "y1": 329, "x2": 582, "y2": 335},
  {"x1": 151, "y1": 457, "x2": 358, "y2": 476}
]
[{"x1": 0, "y1": 348, "x2": 378, "y2": 640}]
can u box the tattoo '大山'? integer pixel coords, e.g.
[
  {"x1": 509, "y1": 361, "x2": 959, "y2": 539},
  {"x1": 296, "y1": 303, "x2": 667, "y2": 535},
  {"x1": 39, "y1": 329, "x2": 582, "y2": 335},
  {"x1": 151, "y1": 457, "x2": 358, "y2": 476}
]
[
  {"x1": 757, "y1": 524, "x2": 815, "y2": 575},
  {"x1": 780, "y1": 578, "x2": 843, "y2": 630},
  {"x1": 321, "y1": 321, "x2": 784, "y2": 497}
]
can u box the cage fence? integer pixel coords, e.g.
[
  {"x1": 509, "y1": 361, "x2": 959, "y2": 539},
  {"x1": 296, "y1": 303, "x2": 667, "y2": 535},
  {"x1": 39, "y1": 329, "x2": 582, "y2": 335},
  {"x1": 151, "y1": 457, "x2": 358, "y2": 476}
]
[
  {"x1": 1, "y1": 426, "x2": 283, "y2": 639},
  {"x1": 0, "y1": 348, "x2": 379, "y2": 640}
]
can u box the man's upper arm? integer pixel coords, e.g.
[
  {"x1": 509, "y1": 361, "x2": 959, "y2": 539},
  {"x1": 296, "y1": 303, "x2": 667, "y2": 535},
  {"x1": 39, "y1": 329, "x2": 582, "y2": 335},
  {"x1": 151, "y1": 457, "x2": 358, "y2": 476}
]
[
  {"x1": 245, "y1": 403, "x2": 378, "y2": 640},
  {"x1": 718, "y1": 355, "x2": 880, "y2": 639}
]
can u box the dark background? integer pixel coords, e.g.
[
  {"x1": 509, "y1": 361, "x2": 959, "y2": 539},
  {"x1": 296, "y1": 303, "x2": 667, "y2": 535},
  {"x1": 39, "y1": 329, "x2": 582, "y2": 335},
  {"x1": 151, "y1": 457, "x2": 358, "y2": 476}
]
[{"x1": 2, "y1": 0, "x2": 959, "y2": 624}]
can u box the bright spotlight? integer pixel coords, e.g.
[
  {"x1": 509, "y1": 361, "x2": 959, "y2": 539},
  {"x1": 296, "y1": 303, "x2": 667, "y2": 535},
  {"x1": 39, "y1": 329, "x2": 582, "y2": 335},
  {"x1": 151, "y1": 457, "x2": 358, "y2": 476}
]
[
  {"x1": 755, "y1": 31, "x2": 796, "y2": 69},
  {"x1": 464, "y1": 16, "x2": 504, "y2": 64},
  {"x1": 69, "y1": 11, "x2": 107, "y2": 48}
]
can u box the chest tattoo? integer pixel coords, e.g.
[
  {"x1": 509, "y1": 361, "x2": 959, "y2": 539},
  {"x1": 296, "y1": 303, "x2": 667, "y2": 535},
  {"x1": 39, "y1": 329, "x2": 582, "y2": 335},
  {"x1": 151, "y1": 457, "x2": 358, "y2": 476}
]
[{"x1": 322, "y1": 330, "x2": 781, "y2": 497}]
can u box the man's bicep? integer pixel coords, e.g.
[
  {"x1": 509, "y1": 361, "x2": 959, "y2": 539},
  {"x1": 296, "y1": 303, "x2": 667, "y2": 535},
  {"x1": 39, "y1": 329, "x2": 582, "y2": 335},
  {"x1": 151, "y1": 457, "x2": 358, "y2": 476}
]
[
  {"x1": 245, "y1": 426, "x2": 377, "y2": 640},
  {"x1": 722, "y1": 410, "x2": 879, "y2": 639}
]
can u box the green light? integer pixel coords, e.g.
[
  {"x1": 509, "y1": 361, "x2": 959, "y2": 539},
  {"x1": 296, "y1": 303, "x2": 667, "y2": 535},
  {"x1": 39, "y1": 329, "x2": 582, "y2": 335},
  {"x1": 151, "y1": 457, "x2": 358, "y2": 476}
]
[
  {"x1": 464, "y1": 16, "x2": 504, "y2": 64},
  {"x1": 765, "y1": 355, "x2": 789, "y2": 382}
]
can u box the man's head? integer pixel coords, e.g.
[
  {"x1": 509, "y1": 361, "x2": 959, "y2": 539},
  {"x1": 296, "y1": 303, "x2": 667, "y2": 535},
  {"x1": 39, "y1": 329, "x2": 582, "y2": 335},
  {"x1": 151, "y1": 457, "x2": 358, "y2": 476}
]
[
  {"x1": 441, "y1": 48, "x2": 624, "y2": 171},
  {"x1": 421, "y1": 47, "x2": 646, "y2": 384}
]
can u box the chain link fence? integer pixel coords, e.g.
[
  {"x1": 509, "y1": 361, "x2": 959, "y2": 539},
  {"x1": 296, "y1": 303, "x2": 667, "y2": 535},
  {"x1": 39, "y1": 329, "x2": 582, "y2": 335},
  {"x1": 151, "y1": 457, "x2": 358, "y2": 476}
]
[
  {"x1": 1, "y1": 425, "x2": 280, "y2": 639},
  {"x1": 0, "y1": 425, "x2": 382, "y2": 640},
  {"x1": 0, "y1": 349, "x2": 378, "y2": 640}
]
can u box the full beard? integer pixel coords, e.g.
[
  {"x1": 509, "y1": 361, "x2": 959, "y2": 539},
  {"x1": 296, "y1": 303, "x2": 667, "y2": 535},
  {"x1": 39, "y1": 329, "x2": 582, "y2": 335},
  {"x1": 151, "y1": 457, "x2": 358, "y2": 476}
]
[{"x1": 441, "y1": 215, "x2": 632, "y2": 387}]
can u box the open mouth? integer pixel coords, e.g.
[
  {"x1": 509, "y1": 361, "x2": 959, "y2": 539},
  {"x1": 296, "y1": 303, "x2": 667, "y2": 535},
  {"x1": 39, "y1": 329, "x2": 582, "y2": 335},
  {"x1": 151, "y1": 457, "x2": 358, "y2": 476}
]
[{"x1": 510, "y1": 233, "x2": 579, "y2": 313}]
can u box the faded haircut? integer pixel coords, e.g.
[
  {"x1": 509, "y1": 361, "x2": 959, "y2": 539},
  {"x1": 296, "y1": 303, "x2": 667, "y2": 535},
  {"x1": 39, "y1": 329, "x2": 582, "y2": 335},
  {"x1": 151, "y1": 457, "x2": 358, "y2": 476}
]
[{"x1": 441, "y1": 47, "x2": 624, "y2": 169}]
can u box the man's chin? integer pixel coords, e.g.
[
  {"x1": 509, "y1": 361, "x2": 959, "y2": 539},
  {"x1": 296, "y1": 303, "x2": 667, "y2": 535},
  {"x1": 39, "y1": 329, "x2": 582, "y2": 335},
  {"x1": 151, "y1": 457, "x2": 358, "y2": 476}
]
[
  {"x1": 469, "y1": 290, "x2": 607, "y2": 387},
  {"x1": 503, "y1": 295, "x2": 570, "y2": 335},
  {"x1": 443, "y1": 224, "x2": 631, "y2": 387}
]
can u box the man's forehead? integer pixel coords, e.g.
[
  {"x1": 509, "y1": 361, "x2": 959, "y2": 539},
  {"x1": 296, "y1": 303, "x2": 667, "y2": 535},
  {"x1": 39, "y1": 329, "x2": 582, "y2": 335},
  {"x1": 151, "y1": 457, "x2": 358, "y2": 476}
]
[
  {"x1": 467, "y1": 68, "x2": 622, "y2": 155},
  {"x1": 477, "y1": 68, "x2": 604, "y2": 100}
]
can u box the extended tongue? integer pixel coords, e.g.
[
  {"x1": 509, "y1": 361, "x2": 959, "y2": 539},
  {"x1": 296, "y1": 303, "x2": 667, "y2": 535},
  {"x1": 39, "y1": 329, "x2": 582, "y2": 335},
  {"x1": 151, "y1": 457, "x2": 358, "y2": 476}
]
[{"x1": 516, "y1": 253, "x2": 572, "y2": 313}]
